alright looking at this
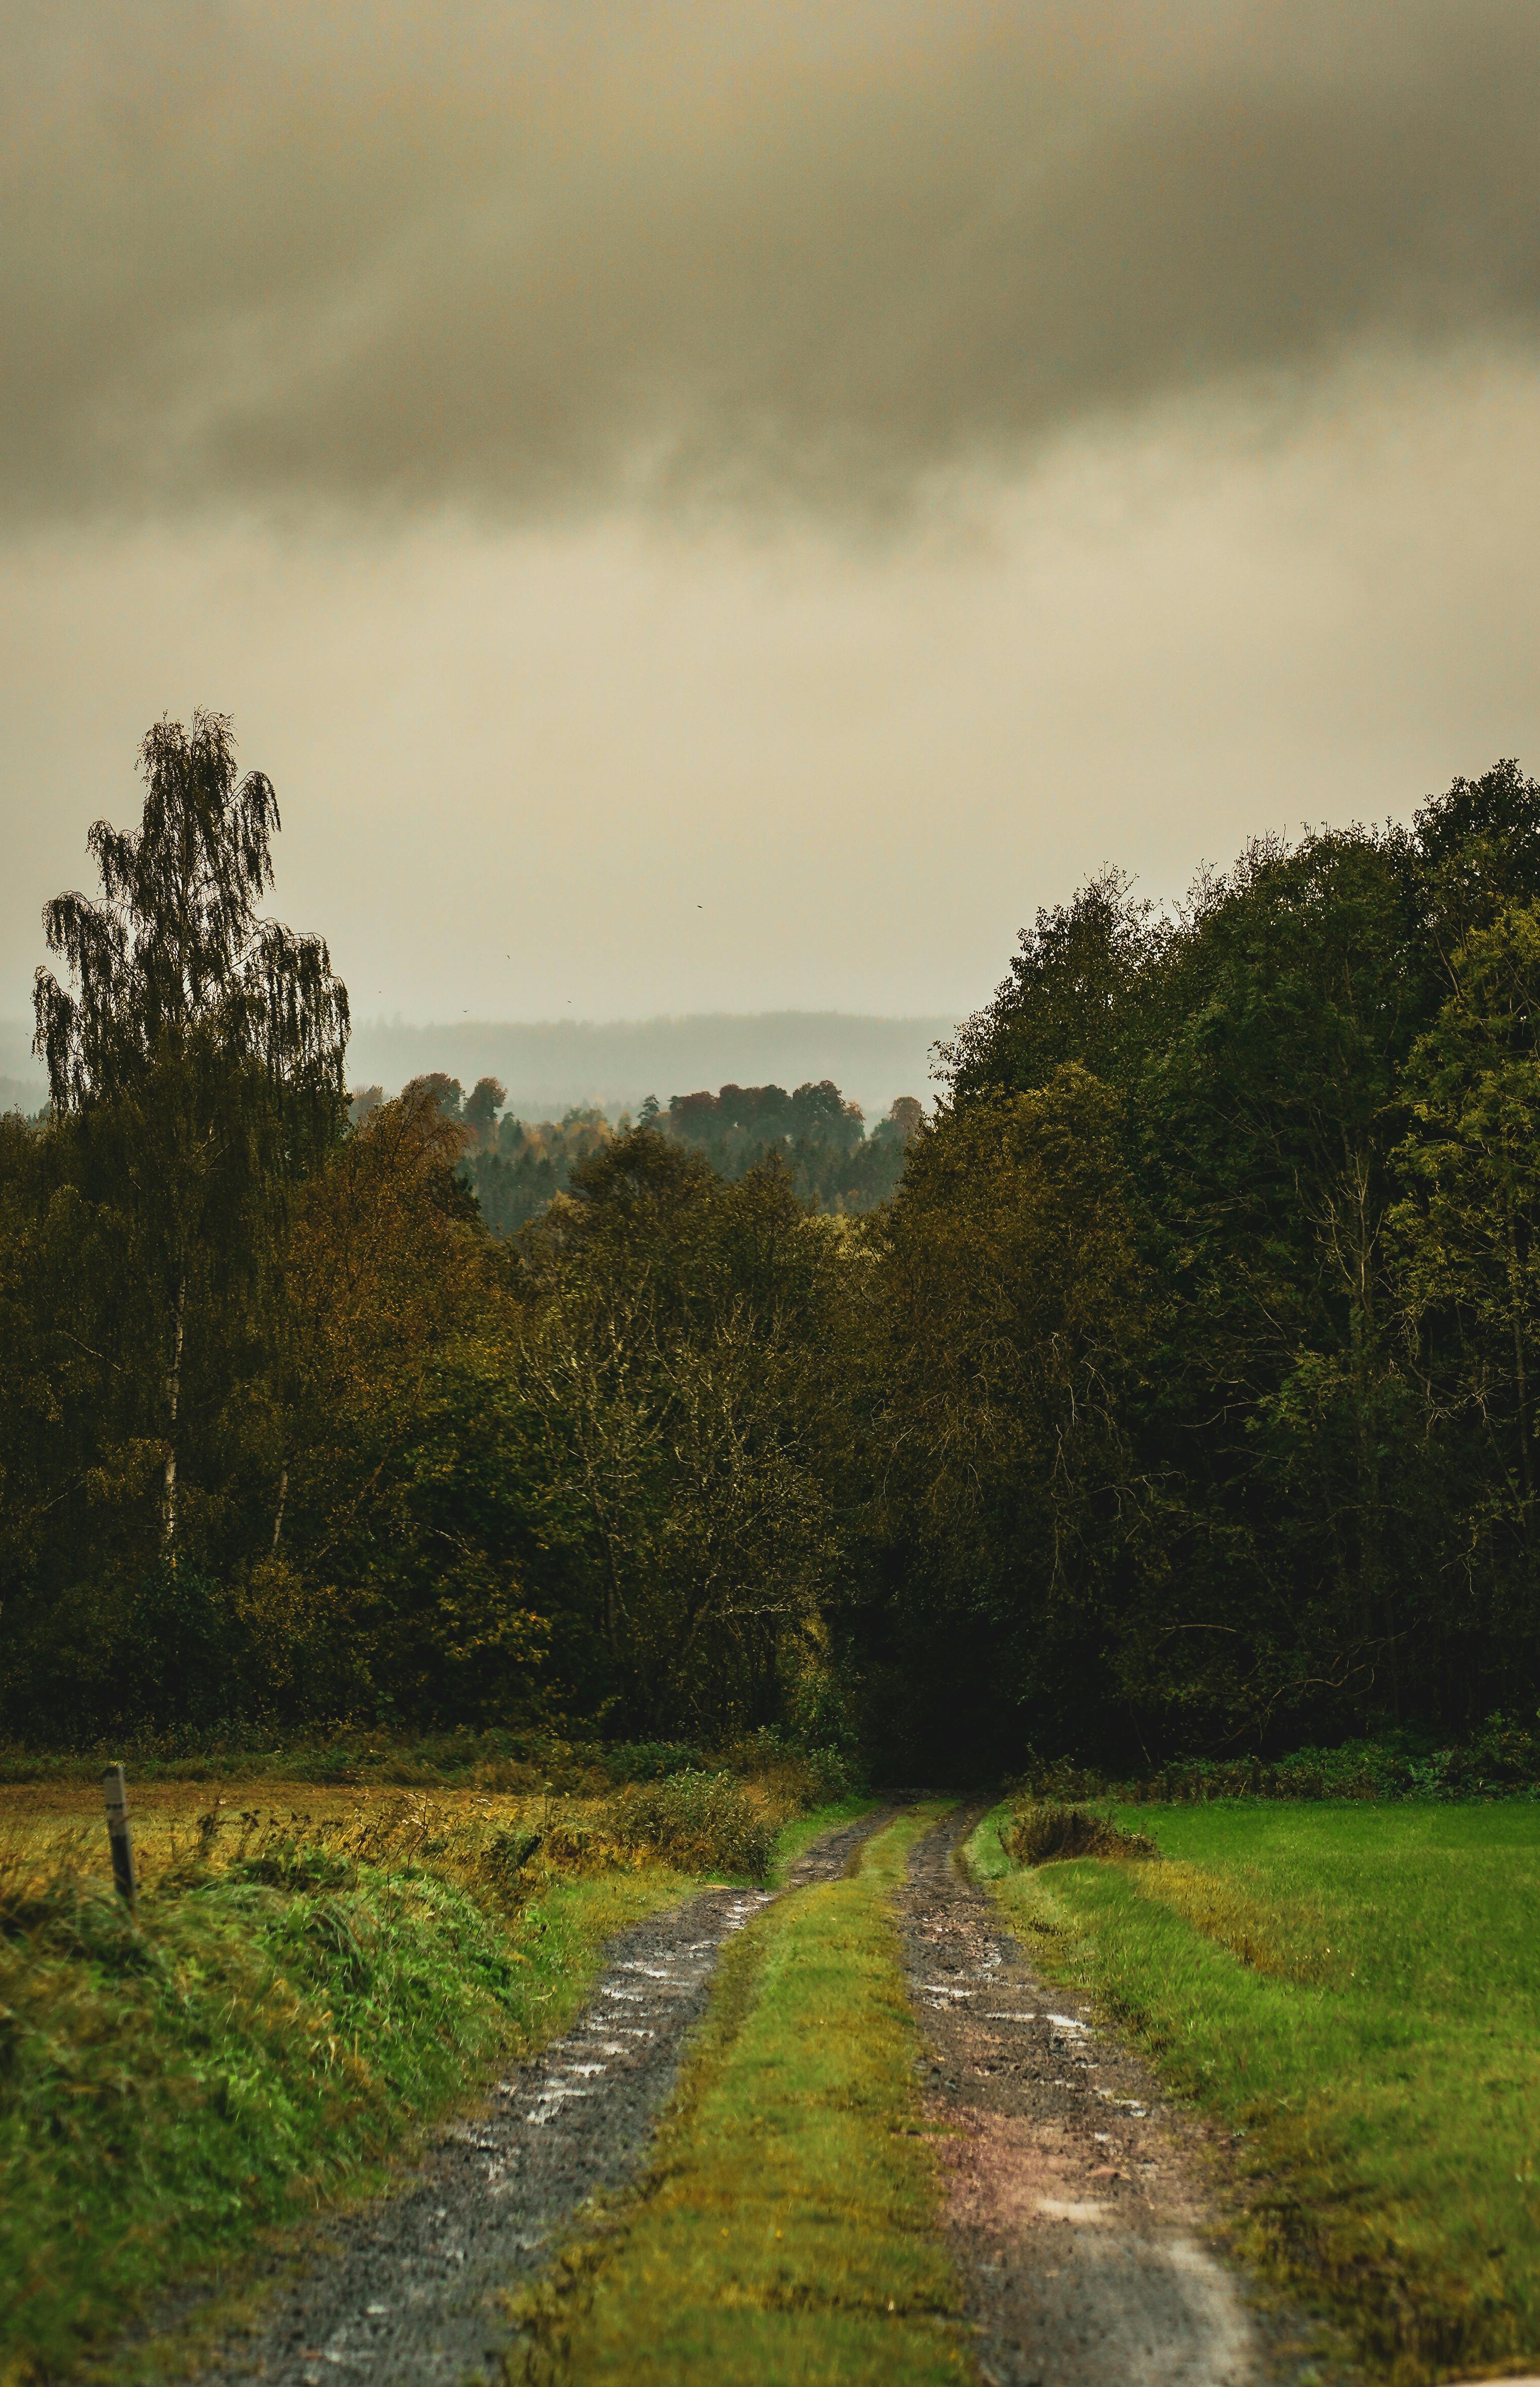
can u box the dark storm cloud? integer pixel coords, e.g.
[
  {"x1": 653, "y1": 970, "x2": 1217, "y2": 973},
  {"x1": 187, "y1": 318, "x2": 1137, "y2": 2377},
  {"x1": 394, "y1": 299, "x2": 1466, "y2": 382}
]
[{"x1": 4, "y1": 1, "x2": 1538, "y2": 526}]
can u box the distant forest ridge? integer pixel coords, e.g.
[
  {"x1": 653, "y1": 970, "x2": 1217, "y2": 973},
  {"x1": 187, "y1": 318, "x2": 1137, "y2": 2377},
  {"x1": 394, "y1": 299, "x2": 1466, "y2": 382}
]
[
  {"x1": 1, "y1": 1010, "x2": 947, "y2": 1138},
  {"x1": 347, "y1": 1012, "x2": 953, "y2": 1124}
]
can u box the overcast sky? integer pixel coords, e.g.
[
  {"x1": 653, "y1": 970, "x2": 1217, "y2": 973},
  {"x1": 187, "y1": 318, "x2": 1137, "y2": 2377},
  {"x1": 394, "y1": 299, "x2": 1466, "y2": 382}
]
[{"x1": 4, "y1": 2, "x2": 1538, "y2": 1029}]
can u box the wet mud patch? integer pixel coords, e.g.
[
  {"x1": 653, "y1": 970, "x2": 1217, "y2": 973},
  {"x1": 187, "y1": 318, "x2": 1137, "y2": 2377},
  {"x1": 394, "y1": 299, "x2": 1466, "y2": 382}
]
[
  {"x1": 897, "y1": 1808, "x2": 1318, "y2": 2387},
  {"x1": 191, "y1": 1811, "x2": 888, "y2": 2387}
]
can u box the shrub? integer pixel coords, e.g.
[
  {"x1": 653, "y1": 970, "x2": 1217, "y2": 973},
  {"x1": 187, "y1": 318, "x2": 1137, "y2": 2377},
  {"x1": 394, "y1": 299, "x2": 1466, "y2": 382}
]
[
  {"x1": 483, "y1": 1824, "x2": 544, "y2": 1884},
  {"x1": 233, "y1": 1835, "x2": 359, "y2": 1892},
  {"x1": 715, "y1": 1727, "x2": 865, "y2": 1809},
  {"x1": 1003, "y1": 1718, "x2": 1540, "y2": 1807},
  {"x1": 603, "y1": 1770, "x2": 774, "y2": 1877},
  {"x1": 1003, "y1": 1801, "x2": 1157, "y2": 1866},
  {"x1": 602, "y1": 1740, "x2": 706, "y2": 1784}
]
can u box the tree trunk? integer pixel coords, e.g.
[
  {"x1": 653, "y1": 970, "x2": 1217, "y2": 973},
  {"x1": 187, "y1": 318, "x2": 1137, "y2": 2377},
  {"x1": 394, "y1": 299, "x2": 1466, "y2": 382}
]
[
  {"x1": 163, "y1": 1275, "x2": 185, "y2": 1550},
  {"x1": 1505, "y1": 1197, "x2": 1534, "y2": 1557}
]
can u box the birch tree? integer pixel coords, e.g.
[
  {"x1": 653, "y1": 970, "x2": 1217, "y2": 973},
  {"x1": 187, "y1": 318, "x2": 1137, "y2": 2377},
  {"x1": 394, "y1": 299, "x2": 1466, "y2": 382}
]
[{"x1": 33, "y1": 709, "x2": 349, "y2": 1551}]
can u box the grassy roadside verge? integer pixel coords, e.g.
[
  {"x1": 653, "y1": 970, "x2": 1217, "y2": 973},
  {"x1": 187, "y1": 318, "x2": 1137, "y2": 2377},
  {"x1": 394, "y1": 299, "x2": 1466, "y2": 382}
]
[
  {"x1": 2, "y1": 1852, "x2": 687, "y2": 2387},
  {"x1": 972, "y1": 1799, "x2": 1540, "y2": 2385},
  {"x1": 509, "y1": 1803, "x2": 970, "y2": 2387},
  {"x1": 3, "y1": 1792, "x2": 856, "y2": 2385}
]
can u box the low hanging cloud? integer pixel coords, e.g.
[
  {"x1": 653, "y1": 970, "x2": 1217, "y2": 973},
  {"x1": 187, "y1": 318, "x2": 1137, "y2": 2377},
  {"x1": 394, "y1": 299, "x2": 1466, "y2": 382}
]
[{"x1": 5, "y1": 0, "x2": 1539, "y2": 529}]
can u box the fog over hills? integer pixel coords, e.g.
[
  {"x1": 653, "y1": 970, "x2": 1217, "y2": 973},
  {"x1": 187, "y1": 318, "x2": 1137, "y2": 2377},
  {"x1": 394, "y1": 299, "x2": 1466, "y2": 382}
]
[{"x1": 3, "y1": 1014, "x2": 953, "y2": 1123}]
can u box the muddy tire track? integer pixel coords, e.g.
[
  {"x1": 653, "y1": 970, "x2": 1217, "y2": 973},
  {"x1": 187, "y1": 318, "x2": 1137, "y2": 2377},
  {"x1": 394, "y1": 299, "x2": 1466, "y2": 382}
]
[
  {"x1": 195, "y1": 1809, "x2": 889, "y2": 2387},
  {"x1": 897, "y1": 1806, "x2": 1302, "y2": 2387}
]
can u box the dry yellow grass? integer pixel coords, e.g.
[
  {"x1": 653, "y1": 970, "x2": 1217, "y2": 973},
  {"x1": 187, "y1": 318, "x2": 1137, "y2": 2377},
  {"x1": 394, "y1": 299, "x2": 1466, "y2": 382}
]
[
  {"x1": 0, "y1": 1759, "x2": 811, "y2": 1917},
  {"x1": 0, "y1": 1783, "x2": 600, "y2": 1909}
]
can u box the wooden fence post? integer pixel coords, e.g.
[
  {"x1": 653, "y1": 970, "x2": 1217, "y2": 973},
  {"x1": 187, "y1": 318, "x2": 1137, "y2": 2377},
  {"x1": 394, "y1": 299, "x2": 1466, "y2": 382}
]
[{"x1": 102, "y1": 1763, "x2": 138, "y2": 1913}]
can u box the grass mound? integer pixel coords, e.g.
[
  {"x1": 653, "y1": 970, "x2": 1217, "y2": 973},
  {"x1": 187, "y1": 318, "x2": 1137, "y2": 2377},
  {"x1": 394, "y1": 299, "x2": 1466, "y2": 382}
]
[
  {"x1": 1003, "y1": 1801, "x2": 1156, "y2": 1866},
  {"x1": 602, "y1": 1770, "x2": 775, "y2": 1877}
]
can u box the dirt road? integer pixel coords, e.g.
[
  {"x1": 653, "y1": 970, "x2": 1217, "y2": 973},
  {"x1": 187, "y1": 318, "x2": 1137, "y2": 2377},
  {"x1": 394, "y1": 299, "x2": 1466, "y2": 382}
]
[
  {"x1": 194, "y1": 1810, "x2": 889, "y2": 2387},
  {"x1": 896, "y1": 1807, "x2": 1297, "y2": 2387}
]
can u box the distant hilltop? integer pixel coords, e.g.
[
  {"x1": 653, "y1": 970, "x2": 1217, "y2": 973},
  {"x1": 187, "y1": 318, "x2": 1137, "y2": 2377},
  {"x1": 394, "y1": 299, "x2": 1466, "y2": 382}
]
[{"x1": 347, "y1": 1012, "x2": 957, "y2": 1122}]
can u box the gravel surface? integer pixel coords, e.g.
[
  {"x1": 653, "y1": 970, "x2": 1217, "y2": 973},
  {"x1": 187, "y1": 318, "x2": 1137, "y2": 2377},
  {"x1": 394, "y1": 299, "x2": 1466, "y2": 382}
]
[
  {"x1": 897, "y1": 1807, "x2": 1307, "y2": 2387},
  {"x1": 195, "y1": 1810, "x2": 888, "y2": 2387}
]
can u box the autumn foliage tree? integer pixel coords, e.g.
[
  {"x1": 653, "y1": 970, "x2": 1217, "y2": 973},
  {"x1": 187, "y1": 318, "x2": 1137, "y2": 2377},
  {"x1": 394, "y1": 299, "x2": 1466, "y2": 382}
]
[
  {"x1": 276, "y1": 1082, "x2": 547, "y2": 1725},
  {"x1": 503, "y1": 1131, "x2": 845, "y2": 1734}
]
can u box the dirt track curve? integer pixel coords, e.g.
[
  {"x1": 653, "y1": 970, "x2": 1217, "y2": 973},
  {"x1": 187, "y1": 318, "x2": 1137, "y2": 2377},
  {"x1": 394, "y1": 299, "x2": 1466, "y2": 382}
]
[
  {"x1": 194, "y1": 1808, "x2": 891, "y2": 2387},
  {"x1": 897, "y1": 1806, "x2": 1309, "y2": 2387}
]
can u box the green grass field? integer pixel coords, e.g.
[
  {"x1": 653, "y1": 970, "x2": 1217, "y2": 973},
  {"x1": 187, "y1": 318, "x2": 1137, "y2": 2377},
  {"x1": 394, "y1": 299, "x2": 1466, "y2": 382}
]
[
  {"x1": 512, "y1": 1805, "x2": 970, "y2": 2387},
  {"x1": 976, "y1": 1800, "x2": 1540, "y2": 2385}
]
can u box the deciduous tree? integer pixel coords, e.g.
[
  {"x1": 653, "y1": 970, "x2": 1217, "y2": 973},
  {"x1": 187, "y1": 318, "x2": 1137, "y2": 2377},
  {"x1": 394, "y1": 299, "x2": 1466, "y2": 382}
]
[{"x1": 32, "y1": 709, "x2": 349, "y2": 1554}]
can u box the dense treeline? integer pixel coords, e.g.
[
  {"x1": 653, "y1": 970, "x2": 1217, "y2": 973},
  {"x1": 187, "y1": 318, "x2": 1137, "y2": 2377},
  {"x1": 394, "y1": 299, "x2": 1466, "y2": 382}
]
[
  {"x1": 879, "y1": 762, "x2": 1540, "y2": 1769},
  {"x1": 351, "y1": 1073, "x2": 920, "y2": 1233},
  {"x1": 665, "y1": 1081, "x2": 920, "y2": 1214},
  {"x1": 5, "y1": 714, "x2": 1540, "y2": 1776}
]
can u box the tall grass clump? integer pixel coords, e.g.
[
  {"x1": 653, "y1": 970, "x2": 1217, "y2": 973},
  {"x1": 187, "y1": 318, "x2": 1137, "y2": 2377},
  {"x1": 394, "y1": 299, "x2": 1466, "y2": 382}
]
[
  {"x1": 1003, "y1": 1801, "x2": 1156, "y2": 1866},
  {"x1": 602, "y1": 1771, "x2": 775, "y2": 1877}
]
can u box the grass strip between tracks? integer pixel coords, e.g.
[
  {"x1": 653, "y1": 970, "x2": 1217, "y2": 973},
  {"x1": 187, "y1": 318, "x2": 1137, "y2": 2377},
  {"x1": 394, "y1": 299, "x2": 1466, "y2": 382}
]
[
  {"x1": 508, "y1": 1802, "x2": 971, "y2": 2387},
  {"x1": 971, "y1": 1799, "x2": 1540, "y2": 2386}
]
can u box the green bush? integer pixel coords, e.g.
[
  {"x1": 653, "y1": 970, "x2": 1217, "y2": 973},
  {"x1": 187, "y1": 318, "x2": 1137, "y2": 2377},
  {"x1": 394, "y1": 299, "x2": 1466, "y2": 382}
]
[
  {"x1": 603, "y1": 1770, "x2": 774, "y2": 1877},
  {"x1": 483, "y1": 1824, "x2": 545, "y2": 1885},
  {"x1": 1004, "y1": 1716, "x2": 1540, "y2": 1807},
  {"x1": 1126, "y1": 1723, "x2": 1540, "y2": 1803},
  {"x1": 715, "y1": 1727, "x2": 865, "y2": 1807}
]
